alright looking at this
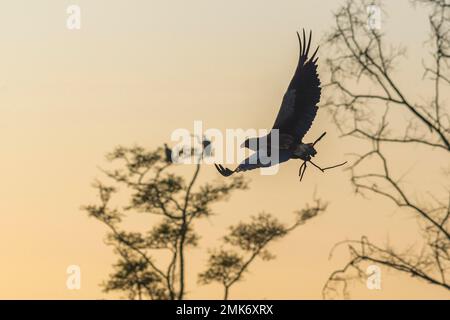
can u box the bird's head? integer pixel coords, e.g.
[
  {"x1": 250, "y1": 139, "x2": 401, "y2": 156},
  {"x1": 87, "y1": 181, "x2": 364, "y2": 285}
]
[
  {"x1": 306, "y1": 143, "x2": 317, "y2": 157},
  {"x1": 296, "y1": 143, "x2": 317, "y2": 161}
]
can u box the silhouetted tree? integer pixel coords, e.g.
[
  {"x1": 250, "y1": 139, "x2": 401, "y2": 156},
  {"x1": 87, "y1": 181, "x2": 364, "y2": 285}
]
[
  {"x1": 83, "y1": 144, "x2": 247, "y2": 299},
  {"x1": 83, "y1": 143, "x2": 326, "y2": 299},
  {"x1": 199, "y1": 201, "x2": 326, "y2": 299},
  {"x1": 322, "y1": 0, "x2": 449, "y2": 298}
]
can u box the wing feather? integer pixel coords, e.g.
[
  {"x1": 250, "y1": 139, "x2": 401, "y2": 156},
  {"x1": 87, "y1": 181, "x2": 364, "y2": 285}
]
[{"x1": 272, "y1": 30, "x2": 321, "y2": 144}]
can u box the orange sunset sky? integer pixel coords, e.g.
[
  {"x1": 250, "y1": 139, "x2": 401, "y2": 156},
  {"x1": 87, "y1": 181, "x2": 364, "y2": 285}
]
[{"x1": 0, "y1": 0, "x2": 449, "y2": 299}]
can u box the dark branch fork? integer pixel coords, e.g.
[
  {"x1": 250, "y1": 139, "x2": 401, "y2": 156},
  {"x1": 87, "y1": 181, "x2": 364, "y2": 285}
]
[
  {"x1": 215, "y1": 132, "x2": 347, "y2": 181},
  {"x1": 298, "y1": 132, "x2": 347, "y2": 181}
]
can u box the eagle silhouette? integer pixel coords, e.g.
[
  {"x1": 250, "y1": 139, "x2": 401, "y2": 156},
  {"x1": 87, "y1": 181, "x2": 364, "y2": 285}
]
[{"x1": 215, "y1": 30, "x2": 346, "y2": 180}]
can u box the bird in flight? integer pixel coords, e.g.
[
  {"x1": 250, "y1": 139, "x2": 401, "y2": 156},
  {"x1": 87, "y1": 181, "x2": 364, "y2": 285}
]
[{"x1": 214, "y1": 30, "x2": 346, "y2": 180}]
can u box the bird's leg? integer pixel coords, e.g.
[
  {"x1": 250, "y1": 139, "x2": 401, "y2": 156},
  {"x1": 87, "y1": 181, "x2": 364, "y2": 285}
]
[{"x1": 299, "y1": 161, "x2": 308, "y2": 181}]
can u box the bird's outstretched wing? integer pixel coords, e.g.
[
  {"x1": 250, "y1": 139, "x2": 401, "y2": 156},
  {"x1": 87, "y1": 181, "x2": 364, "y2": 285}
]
[{"x1": 272, "y1": 30, "x2": 321, "y2": 145}]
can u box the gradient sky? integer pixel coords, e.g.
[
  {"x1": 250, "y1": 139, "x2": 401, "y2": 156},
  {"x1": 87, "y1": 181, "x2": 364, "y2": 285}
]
[{"x1": 0, "y1": 0, "x2": 448, "y2": 299}]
